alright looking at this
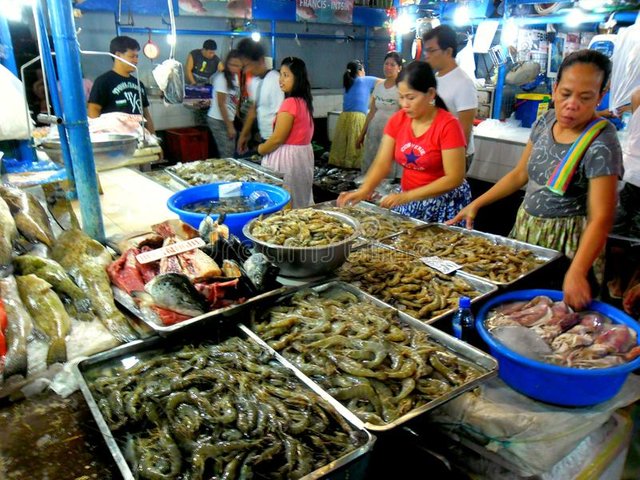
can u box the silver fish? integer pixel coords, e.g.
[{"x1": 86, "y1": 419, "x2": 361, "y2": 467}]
[
  {"x1": 138, "y1": 273, "x2": 207, "y2": 317},
  {"x1": 0, "y1": 185, "x2": 54, "y2": 247},
  {"x1": 0, "y1": 275, "x2": 33, "y2": 378},
  {"x1": 0, "y1": 196, "x2": 18, "y2": 274}
]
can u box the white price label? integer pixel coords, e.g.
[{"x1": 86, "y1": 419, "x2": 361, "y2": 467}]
[
  {"x1": 218, "y1": 182, "x2": 243, "y2": 198},
  {"x1": 135, "y1": 237, "x2": 205, "y2": 264},
  {"x1": 421, "y1": 256, "x2": 462, "y2": 274}
]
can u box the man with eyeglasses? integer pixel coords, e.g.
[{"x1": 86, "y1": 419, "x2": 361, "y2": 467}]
[{"x1": 423, "y1": 25, "x2": 477, "y2": 168}]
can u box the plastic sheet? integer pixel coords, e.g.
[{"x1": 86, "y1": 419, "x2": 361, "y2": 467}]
[
  {"x1": 0, "y1": 65, "x2": 32, "y2": 141},
  {"x1": 429, "y1": 374, "x2": 640, "y2": 476},
  {"x1": 609, "y1": 16, "x2": 640, "y2": 114}
]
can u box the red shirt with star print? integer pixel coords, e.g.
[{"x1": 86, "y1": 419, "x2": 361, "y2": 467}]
[{"x1": 384, "y1": 108, "x2": 466, "y2": 192}]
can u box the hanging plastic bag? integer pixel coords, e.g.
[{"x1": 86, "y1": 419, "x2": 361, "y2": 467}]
[
  {"x1": 152, "y1": 59, "x2": 184, "y2": 105},
  {"x1": 0, "y1": 64, "x2": 33, "y2": 140},
  {"x1": 609, "y1": 15, "x2": 640, "y2": 114},
  {"x1": 457, "y1": 37, "x2": 478, "y2": 83}
]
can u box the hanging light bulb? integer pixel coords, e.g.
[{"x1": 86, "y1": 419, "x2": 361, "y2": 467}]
[
  {"x1": 453, "y1": 4, "x2": 471, "y2": 27},
  {"x1": 393, "y1": 13, "x2": 414, "y2": 35},
  {"x1": 166, "y1": 33, "x2": 176, "y2": 46},
  {"x1": 501, "y1": 18, "x2": 519, "y2": 46},
  {"x1": 565, "y1": 9, "x2": 589, "y2": 28},
  {"x1": 251, "y1": 30, "x2": 261, "y2": 42}
]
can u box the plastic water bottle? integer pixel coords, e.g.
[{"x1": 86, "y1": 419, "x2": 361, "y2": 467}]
[{"x1": 452, "y1": 296, "x2": 475, "y2": 343}]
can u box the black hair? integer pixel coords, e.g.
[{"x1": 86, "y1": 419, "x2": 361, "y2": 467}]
[
  {"x1": 397, "y1": 61, "x2": 448, "y2": 111},
  {"x1": 384, "y1": 51, "x2": 403, "y2": 67},
  {"x1": 557, "y1": 49, "x2": 612, "y2": 93},
  {"x1": 236, "y1": 37, "x2": 265, "y2": 62},
  {"x1": 422, "y1": 25, "x2": 458, "y2": 57},
  {"x1": 203, "y1": 39, "x2": 217, "y2": 50},
  {"x1": 222, "y1": 49, "x2": 242, "y2": 90},
  {"x1": 281, "y1": 56, "x2": 314, "y2": 120},
  {"x1": 343, "y1": 60, "x2": 363, "y2": 92},
  {"x1": 109, "y1": 36, "x2": 140, "y2": 56}
]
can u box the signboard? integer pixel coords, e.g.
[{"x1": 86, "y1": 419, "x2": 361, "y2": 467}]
[
  {"x1": 179, "y1": 0, "x2": 253, "y2": 19},
  {"x1": 296, "y1": 0, "x2": 354, "y2": 24}
]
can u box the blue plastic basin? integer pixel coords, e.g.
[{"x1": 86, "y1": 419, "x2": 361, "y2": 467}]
[
  {"x1": 476, "y1": 289, "x2": 640, "y2": 407},
  {"x1": 167, "y1": 182, "x2": 290, "y2": 242}
]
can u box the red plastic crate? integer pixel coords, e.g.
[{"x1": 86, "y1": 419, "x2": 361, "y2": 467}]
[{"x1": 164, "y1": 127, "x2": 209, "y2": 162}]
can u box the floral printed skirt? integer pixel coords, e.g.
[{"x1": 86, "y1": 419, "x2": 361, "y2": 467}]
[
  {"x1": 509, "y1": 205, "x2": 605, "y2": 284},
  {"x1": 392, "y1": 180, "x2": 472, "y2": 224}
]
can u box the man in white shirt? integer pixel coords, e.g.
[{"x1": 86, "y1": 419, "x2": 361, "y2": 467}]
[
  {"x1": 423, "y1": 25, "x2": 477, "y2": 166},
  {"x1": 236, "y1": 38, "x2": 284, "y2": 154}
]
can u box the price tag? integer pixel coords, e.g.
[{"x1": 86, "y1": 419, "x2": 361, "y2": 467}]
[
  {"x1": 136, "y1": 237, "x2": 205, "y2": 264},
  {"x1": 218, "y1": 182, "x2": 243, "y2": 198},
  {"x1": 421, "y1": 256, "x2": 462, "y2": 275}
]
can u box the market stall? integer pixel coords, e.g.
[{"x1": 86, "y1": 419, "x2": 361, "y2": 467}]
[{"x1": 1, "y1": 0, "x2": 640, "y2": 479}]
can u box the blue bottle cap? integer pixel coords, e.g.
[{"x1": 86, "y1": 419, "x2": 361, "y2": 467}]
[{"x1": 459, "y1": 296, "x2": 471, "y2": 308}]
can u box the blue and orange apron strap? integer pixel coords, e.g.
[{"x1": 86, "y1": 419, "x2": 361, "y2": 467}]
[{"x1": 546, "y1": 117, "x2": 609, "y2": 195}]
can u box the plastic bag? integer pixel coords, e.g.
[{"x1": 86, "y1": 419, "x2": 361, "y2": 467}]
[
  {"x1": 153, "y1": 58, "x2": 184, "y2": 105},
  {"x1": 609, "y1": 16, "x2": 640, "y2": 114},
  {"x1": 428, "y1": 374, "x2": 640, "y2": 476},
  {"x1": 0, "y1": 64, "x2": 33, "y2": 140},
  {"x1": 457, "y1": 37, "x2": 477, "y2": 82}
]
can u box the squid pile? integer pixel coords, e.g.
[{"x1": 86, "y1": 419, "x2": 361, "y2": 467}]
[
  {"x1": 338, "y1": 247, "x2": 479, "y2": 320},
  {"x1": 318, "y1": 204, "x2": 417, "y2": 241},
  {"x1": 167, "y1": 158, "x2": 280, "y2": 186},
  {"x1": 108, "y1": 219, "x2": 278, "y2": 326},
  {"x1": 252, "y1": 289, "x2": 483, "y2": 426},
  {"x1": 249, "y1": 209, "x2": 356, "y2": 247},
  {"x1": 486, "y1": 295, "x2": 640, "y2": 368},
  {"x1": 87, "y1": 336, "x2": 366, "y2": 479},
  {"x1": 385, "y1": 226, "x2": 544, "y2": 283}
]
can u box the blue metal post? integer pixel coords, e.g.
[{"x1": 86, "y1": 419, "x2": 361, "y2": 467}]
[
  {"x1": 364, "y1": 26, "x2": 369, "y2": 72},
  {"x1": 47, "y1": 0, "x2": 105, "y2": 241},
  {"x1": 271, "y1": 20, "x2": 276, "y2": 64},
  {"x1": 492, "y1": 59, "x2": 507, "y2": 120},
  {"x1": 35, "y1": 2, "x2": 76, "y2": 195},
  {"x1": 0, "y1": 15, "x2": 36, "y2": 163}
]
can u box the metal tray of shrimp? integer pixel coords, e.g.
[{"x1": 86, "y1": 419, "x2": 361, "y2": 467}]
[
  {"x1": 246, "y1": 280, "x2": 498, "y2": 431},
  {"x1": 165, "y1": 157, "x2": 283, "y2": 188},
  {"x1": 112, "y1": 283, "x2": 291, "y2": 336},
  {"x1": 134, "y1": 167, "x2": 185, "y2": 192},
  {"x1": 74, "y1": 323, "x2": 375, "y2": 480},
  {"x1": 340, "y1": 242, "x2": 497, "y2": 325},
  {"x1": 382, "y1": 223, "x2": 562, "y2": 286},
  {"x1": 312, "y1": 200, "x2": 427, "y2": 246}
]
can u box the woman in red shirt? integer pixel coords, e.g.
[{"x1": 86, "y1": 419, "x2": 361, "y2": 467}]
[
  {"x1": 338, "y1": 61, "x2": 471, "y2": 223},
  {"x1": 258, "y1": 56, "x2": 314, "y2": 208}
]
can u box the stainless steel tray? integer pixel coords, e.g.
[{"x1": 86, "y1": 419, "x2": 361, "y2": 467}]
[
  {"x1": 341, "y1": 242, "x2": 497, "y2": 324},
  {"x1": 165, "y1": 157, "x2": 283, "y2": 188},
  {"x1": 313, "y1": 200, "x2": 426, "y2": 247},
  {"x1": 75, "y1": 324, "x2": 375, "y2": 480},
  {"x1": 383, "y1": 223, "x2": 562, "y2": 286},
  {"x1": 113, "y1": 283, "x2": 290, "y2": 336},
  {"x1": 246, "y1": 280, "x2": 498, "y2": 431},
  {"x1": 135, "y1": 168, "x2": 185, "y2": 192}
]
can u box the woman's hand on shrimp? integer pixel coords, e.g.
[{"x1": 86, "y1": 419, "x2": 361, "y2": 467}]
[
  {"x1": 337, "y1": 189, "x2": 370, "y2": 207},
  {"x1": 379, "y1": 192, "x2": 409, "y2": 209},
  {"x1": 447, "y1": 203, "x2": 479, "y2": 229}
]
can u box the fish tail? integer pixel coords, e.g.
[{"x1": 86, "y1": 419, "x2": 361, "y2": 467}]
[
  {"x1": 3, "y1": 346, "x2": 28, "y2": 379},
  {"x1": 46, "y1": 337, "x2": 67, "y2": 365},
  {"x1": 104, "y1": 313, "x2": 138, "y2": 343}
]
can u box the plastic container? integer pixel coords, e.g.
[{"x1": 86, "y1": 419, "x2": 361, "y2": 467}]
[
  {"x1": 164, "y1": 127, "x2": 209, "y2": 162},
  {"x1": 452, "y1": 296, "x2": 474, "y2": 342},
  {"x1": 514, "y1": 94, "x2": 551, "y2": 128},
  {"x1": 167, "y1": 181, "x2": 290, "y2": 242},
  {"x1": 476, "y1": 289, "x2": 640, "y2": 407}
]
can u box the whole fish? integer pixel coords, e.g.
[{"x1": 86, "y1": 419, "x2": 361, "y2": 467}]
[
  {"x1": 52, "y1": 229, "x2": 137, "y2": 343},
  {"x1": 16, "y1": 274, "x2": 70, "y2": 365},
  {"x1": 14, "y1": 255, "x2": 94, "y2": 321},
  {"x1": 136, "y1": 273, "x2": 207, "y2": 317},
  {"x1": 0, "y1": 275, "x2": 33, "y2": 379},
  {"x1": 0, "y1": 185, "x2": 54, "y2": 247},
  {"x1": 0, "y1": 196, "x2": 18, "y2": 274}
]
